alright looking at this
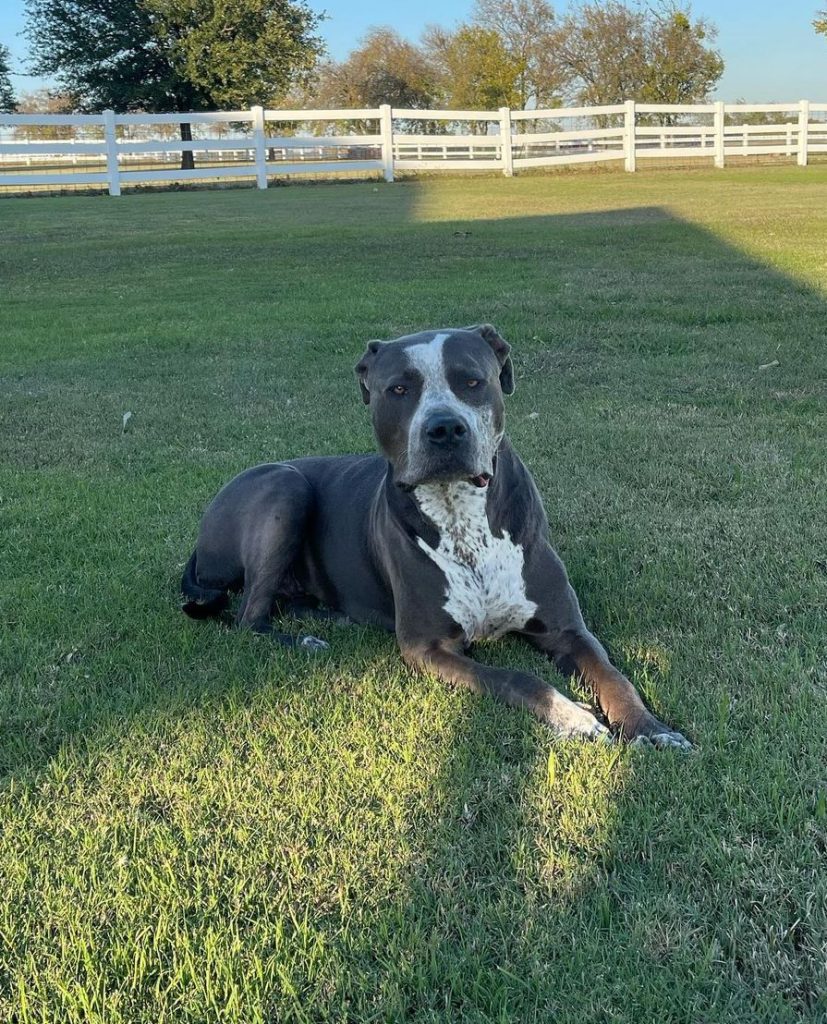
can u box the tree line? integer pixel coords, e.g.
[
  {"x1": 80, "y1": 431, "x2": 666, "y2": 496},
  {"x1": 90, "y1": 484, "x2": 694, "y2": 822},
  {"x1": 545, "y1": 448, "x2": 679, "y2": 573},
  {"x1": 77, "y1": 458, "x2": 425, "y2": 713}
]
[
  {"x1": 308, "y1": 0, "x2": 725, "y2": 113},
  {"x1": 0, "y1": 1, "x2": 825, "y2": 134}
]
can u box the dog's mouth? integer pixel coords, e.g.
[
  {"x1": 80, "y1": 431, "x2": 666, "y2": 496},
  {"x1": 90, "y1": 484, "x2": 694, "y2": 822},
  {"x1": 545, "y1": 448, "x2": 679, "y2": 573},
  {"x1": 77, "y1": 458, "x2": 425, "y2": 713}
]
[
  {"x1": 468, "y1": 472, "x2": 492, "y2": 488},
  {"x1": 397, "y1": 468, "x2": 493, "y2": 492},
  {"x1": 396, "y1": 450, "x2": 497, "y2": 491}
]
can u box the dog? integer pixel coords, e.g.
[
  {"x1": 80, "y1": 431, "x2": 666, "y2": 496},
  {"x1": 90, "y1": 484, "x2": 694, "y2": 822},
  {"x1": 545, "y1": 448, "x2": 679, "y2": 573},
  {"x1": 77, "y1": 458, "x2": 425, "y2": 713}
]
[{"x1": 181, "y1": 325, "x2": 690, "y2": 748}]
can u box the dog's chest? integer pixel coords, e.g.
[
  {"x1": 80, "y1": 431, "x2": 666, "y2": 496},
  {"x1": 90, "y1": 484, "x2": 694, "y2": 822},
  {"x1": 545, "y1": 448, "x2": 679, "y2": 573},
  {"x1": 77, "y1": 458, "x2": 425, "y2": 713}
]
[{"x1": 415, "y1": 483, "x2": 537, "y2": 643}]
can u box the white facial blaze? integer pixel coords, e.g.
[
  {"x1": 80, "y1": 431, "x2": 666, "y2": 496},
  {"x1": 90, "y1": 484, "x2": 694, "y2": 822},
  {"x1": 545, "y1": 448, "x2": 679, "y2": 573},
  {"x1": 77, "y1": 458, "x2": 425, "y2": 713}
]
[
  {"x1": 415, "y1": 481, "x2": 538, "y2": 644},
  {"x1": 404, "y1": 333, "x2": 500, "y2": 484}
]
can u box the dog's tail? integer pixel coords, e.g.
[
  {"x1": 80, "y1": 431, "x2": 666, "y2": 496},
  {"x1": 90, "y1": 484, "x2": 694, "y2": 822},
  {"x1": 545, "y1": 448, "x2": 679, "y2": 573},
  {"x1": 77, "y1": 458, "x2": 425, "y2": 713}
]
[{"x1": 181, "y1": 550, "x2": 230, "y2": 619}]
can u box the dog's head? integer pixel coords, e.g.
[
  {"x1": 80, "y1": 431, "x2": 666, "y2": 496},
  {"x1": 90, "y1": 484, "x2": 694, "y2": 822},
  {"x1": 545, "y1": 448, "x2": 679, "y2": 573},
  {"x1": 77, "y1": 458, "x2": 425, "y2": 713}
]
[{"x1": 355, "y1": 325, "x2": 514, "y2": 490}]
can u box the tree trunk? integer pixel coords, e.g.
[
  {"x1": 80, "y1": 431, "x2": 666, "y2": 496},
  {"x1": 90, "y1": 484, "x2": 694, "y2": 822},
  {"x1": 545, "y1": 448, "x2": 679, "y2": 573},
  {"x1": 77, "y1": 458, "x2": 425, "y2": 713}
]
[{"x1": 180, "y1": 122, "x2": 194, "y2": 171}]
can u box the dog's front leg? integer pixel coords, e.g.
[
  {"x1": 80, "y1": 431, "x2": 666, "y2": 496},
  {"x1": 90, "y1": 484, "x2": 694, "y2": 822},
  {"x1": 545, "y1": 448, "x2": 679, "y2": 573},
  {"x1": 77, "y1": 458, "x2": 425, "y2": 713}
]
[
  {"x1": 399, "y1": 636, "x2": 610, "y2": 742},
  {"x1": 532, "y1": 628, "x2": 692, "y2": 750}
]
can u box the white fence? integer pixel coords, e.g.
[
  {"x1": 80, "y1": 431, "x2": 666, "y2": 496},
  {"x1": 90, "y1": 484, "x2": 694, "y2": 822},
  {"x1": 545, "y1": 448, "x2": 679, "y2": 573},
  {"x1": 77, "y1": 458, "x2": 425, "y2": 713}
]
[{"x1": 1, "y1": 100, "x2": 826, "y2": 195}]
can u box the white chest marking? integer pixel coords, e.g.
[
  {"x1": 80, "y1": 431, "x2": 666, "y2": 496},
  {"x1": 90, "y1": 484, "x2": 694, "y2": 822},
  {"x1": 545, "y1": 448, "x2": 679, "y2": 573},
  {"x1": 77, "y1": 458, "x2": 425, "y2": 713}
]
[{"x1": 415, "y1": 481, "x2": 538, "y2": 643}]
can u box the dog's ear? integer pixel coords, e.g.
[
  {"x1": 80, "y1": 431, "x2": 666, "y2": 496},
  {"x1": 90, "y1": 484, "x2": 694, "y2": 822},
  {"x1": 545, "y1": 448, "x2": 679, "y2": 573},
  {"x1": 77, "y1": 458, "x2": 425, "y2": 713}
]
[
  {"x1": 355, "y1": 339, "x2": 385, "y2": 404},
  {"x1": 465, "y1": 323, "x2": 515, "y2": 395}
]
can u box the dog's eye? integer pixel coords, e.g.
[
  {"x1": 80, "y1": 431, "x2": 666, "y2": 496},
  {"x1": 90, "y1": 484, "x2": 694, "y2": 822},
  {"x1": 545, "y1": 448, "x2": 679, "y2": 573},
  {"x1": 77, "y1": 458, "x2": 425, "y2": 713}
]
[
  {"x1": 389, "y1": 384, "x2": 408, "y2": 396},
  {"x1": 466, "y1": 379, "x2": 480, "y2": 389}
]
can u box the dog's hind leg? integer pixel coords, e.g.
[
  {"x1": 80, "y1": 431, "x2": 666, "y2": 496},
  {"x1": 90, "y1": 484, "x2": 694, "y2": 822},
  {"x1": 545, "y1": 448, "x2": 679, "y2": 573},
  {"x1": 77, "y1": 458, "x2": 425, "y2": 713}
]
[
  {"x1": 234, "y1": 472, "x2": 329, "y2": 651},
  {"x1": 240, "y1": 586, "x2": 330, "y2": 649},
  {"x1": 181, "y1": 549, "x2": 232, "y2": 619}
]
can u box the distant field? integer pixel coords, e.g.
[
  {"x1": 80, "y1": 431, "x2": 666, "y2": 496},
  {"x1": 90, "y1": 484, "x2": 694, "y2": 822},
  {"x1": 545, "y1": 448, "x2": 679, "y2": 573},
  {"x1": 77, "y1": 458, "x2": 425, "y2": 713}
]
[
  {"x1": 0, "y1": 155, "x2": 376, "y2": 195},
  {"x1": 2, "y1": 150, "x2": 826, "y2": 197},
  {"x1": 1, "y1": 166, "x2": 826, "y2": 1023}
]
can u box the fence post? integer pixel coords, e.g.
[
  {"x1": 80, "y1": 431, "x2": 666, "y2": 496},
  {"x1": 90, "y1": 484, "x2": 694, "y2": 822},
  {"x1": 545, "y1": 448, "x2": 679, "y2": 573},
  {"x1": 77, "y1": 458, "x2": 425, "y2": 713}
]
[
  {"x1": 103, "y1": 109, "x2": 121, "y2": 197},
  {"x1": 499, "y1": 106, "x2": 514, "y2": 177},
  {"x1": 624, "y1": 99, "x2": 636, "y2": 172},
  {"x1": 797, "y1": 99, "x2": 809, "y2": 167},
  {"x1": 713, "y1": 100, "x2": 725, "y2": 168},
  {"x1": 251, "y1": 105, "x2": 268, "y2": 189},
  {"x1": 380, "y1": 104, "x2": 394, "y2": 182}
]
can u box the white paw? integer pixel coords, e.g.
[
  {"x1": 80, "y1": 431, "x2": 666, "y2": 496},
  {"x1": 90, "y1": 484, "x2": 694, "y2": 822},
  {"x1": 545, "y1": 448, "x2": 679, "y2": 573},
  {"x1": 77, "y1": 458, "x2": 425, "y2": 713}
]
[
  {"x1": 631, "y1": 730, "x2": 693, "y2": 751},
  {"x1": 299, "y1": 635, "x2": 330, "y2": 652},
  {"x1": 554, "y1": 702, "x2": 613, "y2": 743}
]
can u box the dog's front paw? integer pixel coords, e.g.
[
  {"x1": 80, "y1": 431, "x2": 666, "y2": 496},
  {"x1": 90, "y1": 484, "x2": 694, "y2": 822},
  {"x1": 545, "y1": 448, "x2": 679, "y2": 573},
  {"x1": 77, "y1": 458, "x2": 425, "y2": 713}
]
[
  {"x1": 631, "y1": 729, "x2": 692, "y2": 751},
  {"x1": 299, "y1": 635, "x2": 330, "y2": 653},
  {"x1": 553, "y1": 701, "x2": 613, "y2": 743},
  {"x1": 623, "y1": 713, "x2": 692, "y2": 750}
]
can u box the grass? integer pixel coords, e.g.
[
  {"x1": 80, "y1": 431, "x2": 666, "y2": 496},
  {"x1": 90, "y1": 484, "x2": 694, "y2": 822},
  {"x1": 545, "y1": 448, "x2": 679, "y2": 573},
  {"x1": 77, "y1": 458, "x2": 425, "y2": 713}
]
[{"x1": 1, "y1": 165, "x2": 826, "y2": 1023}]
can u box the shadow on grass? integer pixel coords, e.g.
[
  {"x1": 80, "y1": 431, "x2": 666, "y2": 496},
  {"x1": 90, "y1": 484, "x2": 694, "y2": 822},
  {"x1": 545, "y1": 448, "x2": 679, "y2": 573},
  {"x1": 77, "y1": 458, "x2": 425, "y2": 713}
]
[{"x1": 1, "y1": 190, "x2": 825, "y2": 1021}]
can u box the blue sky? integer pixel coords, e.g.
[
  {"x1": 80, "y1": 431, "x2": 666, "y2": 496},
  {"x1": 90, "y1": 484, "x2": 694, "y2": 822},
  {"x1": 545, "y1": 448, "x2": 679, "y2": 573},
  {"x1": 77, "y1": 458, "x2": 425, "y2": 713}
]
[{"x1": 1, "y1": 0, "x2": 824, "y2": 102}]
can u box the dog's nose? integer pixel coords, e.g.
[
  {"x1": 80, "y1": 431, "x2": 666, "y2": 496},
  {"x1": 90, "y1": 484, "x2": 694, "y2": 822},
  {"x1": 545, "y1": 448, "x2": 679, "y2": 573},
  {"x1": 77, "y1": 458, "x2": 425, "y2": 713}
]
[{"x1": 425, "y1": 412, "x2": 468, "y2": 446}]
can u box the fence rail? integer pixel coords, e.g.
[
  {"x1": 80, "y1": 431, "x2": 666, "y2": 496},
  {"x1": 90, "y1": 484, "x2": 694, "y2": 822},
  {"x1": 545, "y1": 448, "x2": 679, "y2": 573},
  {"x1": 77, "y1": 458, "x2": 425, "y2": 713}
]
[{"x1": 1, "y1": 100, "x2": 826, "y2": 195}]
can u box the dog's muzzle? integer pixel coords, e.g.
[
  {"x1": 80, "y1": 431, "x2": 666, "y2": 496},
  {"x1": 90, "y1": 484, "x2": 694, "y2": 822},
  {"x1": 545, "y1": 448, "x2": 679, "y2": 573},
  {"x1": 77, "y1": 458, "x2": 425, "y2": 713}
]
[
  {"x1": 424, "y1": 410, "x2": 469, "y2": 448},
  {"x1": 401, "y1": 407, "x2": 493, "y2": 489}
]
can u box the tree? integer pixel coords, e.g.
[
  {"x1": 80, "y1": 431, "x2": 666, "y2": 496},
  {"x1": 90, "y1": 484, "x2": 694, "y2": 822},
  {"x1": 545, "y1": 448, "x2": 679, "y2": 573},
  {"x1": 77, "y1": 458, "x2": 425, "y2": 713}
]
[
  {"x1": 0, "y1": 43, "x2": 17, "y2": 112},
  {"x1": 424, "y1": 25, "x2": 524, "y2": 111},
  {"x1": 473, "y1": 0, "x2": 566, "y2": 109},
  {"x1": 145, "y1": 0, "x2": 323, "y2": 108},
  {"x1": 815, "y1": 10, "x2": 827, "y2": 37},
  {"x1": 554, "y1": 1, "x2": 723, "y2": 112},
  {"x1": 640, "y1": 6, "x2": 723, "y2": 108},
  {"x1": 12, "y1": 89, "x2": 75, "y2": 139},
  {"x1": 312, "y1": 27, "x2": 436, "y2": 110},
  {"x1": 554, "y1": 1, "x2": 647, "y2": 105},
  {"x1": 24, "y1": 0, "x2": 325, "y2": 168}
]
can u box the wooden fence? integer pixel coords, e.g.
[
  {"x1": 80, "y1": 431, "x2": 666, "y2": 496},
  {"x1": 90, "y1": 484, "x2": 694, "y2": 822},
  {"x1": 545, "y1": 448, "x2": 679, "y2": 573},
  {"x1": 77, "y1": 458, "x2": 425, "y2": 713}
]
[{"x1": 1, "y1": 100, "x2": 826, "y2": 195}]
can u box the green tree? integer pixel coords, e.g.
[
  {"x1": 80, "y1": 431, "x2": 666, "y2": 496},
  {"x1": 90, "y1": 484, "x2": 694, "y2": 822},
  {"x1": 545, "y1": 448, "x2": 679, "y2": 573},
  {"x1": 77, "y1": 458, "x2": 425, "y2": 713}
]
[
  {"x1": 815, "y1": 10, "x2": 827, "y2": 37},
  {"x1": 424, "y1": 25, "x2": 524, "y2": 111},
  {"x1": 0, "y1": 43, "x2": 17, "y2": 112},
  {"x1": 473, "y1": 0, "x2": 566, "y2": 109},
  {"x1": 24, "y1": 0, "x2": 325, "y2": 168},
  {"x1": 312, "y1": 27, "x2": 436, "y2": 110},
  {"x1": 641, "y1": 6, "x2": 724, "y2": 109},
  {"x1": 555, "y1": 1, "x2": 723, "y2": 110},
  {"x1": 555, "y1": 1, "x2": 647, "y2": 105}
]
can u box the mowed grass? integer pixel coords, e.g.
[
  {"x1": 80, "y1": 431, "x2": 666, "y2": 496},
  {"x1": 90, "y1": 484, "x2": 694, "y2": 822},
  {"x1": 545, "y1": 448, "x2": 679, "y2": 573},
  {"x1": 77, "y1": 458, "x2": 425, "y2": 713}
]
[{"x1": 1, "y1": 166, "x2": 826, "y2": 1023}]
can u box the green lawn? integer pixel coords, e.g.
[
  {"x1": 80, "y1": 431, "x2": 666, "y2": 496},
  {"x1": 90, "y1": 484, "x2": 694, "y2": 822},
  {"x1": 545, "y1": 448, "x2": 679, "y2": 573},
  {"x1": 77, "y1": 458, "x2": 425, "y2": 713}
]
[{"x1": 1, "y1": 166, "x2": 826, "y2": 1023}]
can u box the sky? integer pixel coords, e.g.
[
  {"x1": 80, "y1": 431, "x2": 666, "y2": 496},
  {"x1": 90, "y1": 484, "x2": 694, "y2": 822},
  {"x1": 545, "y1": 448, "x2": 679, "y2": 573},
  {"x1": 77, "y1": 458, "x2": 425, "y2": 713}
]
[{"x1": 1, "y1": 0, "x2": 825, "y2": 103}]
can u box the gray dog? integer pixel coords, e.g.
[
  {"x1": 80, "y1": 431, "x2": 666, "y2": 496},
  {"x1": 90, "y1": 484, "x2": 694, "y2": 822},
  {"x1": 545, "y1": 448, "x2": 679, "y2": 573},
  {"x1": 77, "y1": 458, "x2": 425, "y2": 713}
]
[{"x1": 182, "y1": 325, "x2": 690, "y2": 748}]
